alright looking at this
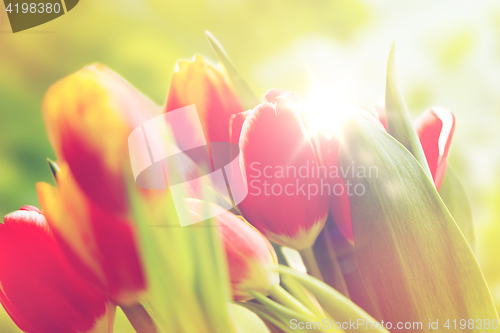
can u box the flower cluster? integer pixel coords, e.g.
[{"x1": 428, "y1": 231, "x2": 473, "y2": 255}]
[{"x1": 1, "y1": 36, "x2": 496, "y2": 333}]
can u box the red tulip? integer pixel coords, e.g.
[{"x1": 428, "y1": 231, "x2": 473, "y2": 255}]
[
  {"x1": 375, "y1": 105, "x2": 456, "y2": 190},
  {"x1": 37, "y1": 163, "x2": 146, "y2": 305},
  {"x1": 415, "y1": 107, "x2": 456, "y2": 190},
  {"x1": 0, "y1": 206, "x2": 113, "y2": 333},
  {"x1": 165, "y1": 55, "x2": 244, "y2": 145},
  {"x1": 258, "y1": 91, "x2": 387, "y2": 243},
  {"x1": 236, "y1": 95, "x2": 329, "y2": 250},
  {"x1": 185, "y1": 199, "x2": 279, "y2": 301}
]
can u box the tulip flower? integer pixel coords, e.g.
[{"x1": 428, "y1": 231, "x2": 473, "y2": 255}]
[
  {"x1": 185, "y1": 199, "x2": 279, "y2": 301},
  {"x1": 0, "y1": 206, "x2": 113, "y2": 333},
  {"x1": 37, "y1": 163, "x2": 145, "y2": 305},
  {"x1": 262, "y1": 89, "x2": 310, "y2": 131},
  {"x1": 376, "y1": 105, "x2": 456, "y2": 190},
  {"x1": 414, "y1": 107, "x2": 456, "y2": 190},
  {"x1": 43, "y1": 63, "x2": 162, "y2": 215},
  {"x1": 236, "y1": 95, "x2": 329, "y2": 252},
  {"x1": 165, "y1": 55, "x2": 244, "y2": 145}
]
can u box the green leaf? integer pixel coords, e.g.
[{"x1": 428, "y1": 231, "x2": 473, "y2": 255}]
[
  {"x1": 339, "y1": 116, "x2": 499, "y2": 332},
  {"x1": 205, "y1": 31, "x2": 261, "y2": 110},
  {"x1": 385, "y1": 42, "x2": 432, "y2": 180},
  {"x1": 230, "y1": 303, "x2": 271, "y2": 333},
  {"x1": 240, "y1": 303, "x2": 296, "y2": 333},
  {"x1": 46, "y1": 158, "x2": 60, "y2": 181},
  {"x1": 128, "y1": 176, "x2": 236, "y2": 333},
  {"x1": 280, "y1": 273, "x2": 325, "y2": 319},
  {"x1": 439, "y1": 166, "x2": 475, "y2": 249},
  {"x1": 279, "y1": 266, "x2": 389, "y2": 333},
  {"x1": 273, "y1": 243, "x2": 290, "y2": 266},
  {"x1": 249, "y1": 290, "x2": 323, "y2": 333},
  {"x1": 314, "y1": 221, "x2": 383, "y2": 320}
]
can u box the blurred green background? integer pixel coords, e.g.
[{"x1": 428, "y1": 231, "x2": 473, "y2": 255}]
[{"x1": 1, "y1": 0, "x2": 499, "y2": 331}]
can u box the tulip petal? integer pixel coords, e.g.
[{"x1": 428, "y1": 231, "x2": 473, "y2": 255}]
[
  {"x1": 166, "y1": 55, "x2": 244, "y2": 145},
  {"x1": 185, "y1": 199, "x2": 279, "y2": 301},
  {"x1": 263, "y1": 89, "x2": 289, "y2": 103},
  {"x1": 385, "y1": 43, "x2": 432, "y2": 180},
  {"x1": 339, "y1": 116, "x2": 499, "y2": 330},
  {"x1": 229, "y1": 110, "x2": 252, "y2": 145},
  {"x1": 43, "y1": 64, "x2": 161, "y2": 214},
  {"x1": 37, "y1": 164, "x2": 146, "y2": 305},
  {"x1": 0, "y1": 209, "x2": 110, "y2": 333},
  {"x1": 414, "y1": 107, "x2": 456, "y2": 189}
]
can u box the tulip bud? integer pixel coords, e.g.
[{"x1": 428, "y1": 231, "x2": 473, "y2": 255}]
[
  {"x1": 185, "y1": 199, "x2": 279, "y2": 301},
  {"x1": 37, "y1": 163, "x2": 146, "y2": 305},
  {"x1": 373, "y1": 104, "x2": 455, "y2": 189},
  {"x1": 0, "y1": 206, "x2": 113, "y2": 333},
  {"x1": 415, "y1": 107, "x2": 456, "y2": 190},
  {"x1": 237, "y1": 96, "x2": 329, "y2": 250},
  {"x1": 43, "y1": 63, "x2": 162, "y2": 215},
  {"x1": 165, "y1": 55, "x2": 244, "y2": 145}
]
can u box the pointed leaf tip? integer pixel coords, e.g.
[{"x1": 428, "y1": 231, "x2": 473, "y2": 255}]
[
  {"x1": 204, "y1": 31, "x2": 260, "y2": 110},
  {"x1": 384, "y1": 43, "x2": 432, "y2": 180},
  {"x1": 46, "y1": 158, "x2": 60, "y2": 180},
  {"x1": 339, "y1": 116, "x2": 499, "y2": 330},
  {"x1": 205, "y1": 31, "x2": 227, "y2": 57}
]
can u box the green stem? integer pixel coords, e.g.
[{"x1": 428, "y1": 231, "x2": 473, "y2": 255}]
[
  {"x1": 269, "y1": 284, "x2": 315, "y2": 318},
  {"x1": 121, "y1": 303, "x2": 158, "y2": 333},
  {"x1": 281, "y1": 275, "x2": 324, "y2": 318},
  {"x1": 299, "y1": 247, "x2": 323, "y2": 281}
]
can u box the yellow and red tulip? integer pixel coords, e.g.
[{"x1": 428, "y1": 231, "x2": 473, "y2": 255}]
[
  {"x1": 0, "y1": 206, "x2": 113, "y2": 333},
  {"x1": 37, "y1": 163, "x2": 146, "y2": 305},
  {"x1": 40, "y1": 64, "x2": 170, "y2": 305},
  {"x1": 165, "y1": 55, "x2": 244, "y2": 145},
  {"x1": 185, "y1": 199, "x2": 279, "y2": 301},
  {"x1": 236, "y1": 95, "x2": 329, "y2": 250},
  {"x1": 42, "y1": 63, "x2": 162, "y2": 215}
]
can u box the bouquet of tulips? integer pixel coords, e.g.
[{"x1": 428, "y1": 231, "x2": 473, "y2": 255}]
[{"x1": 1, "y1": 33, "x2": 498, "y2": 333}]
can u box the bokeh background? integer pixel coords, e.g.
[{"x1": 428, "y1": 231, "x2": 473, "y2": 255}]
[{"x1": 1, "y1": 0, "x2": 499, "y2": 331}]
